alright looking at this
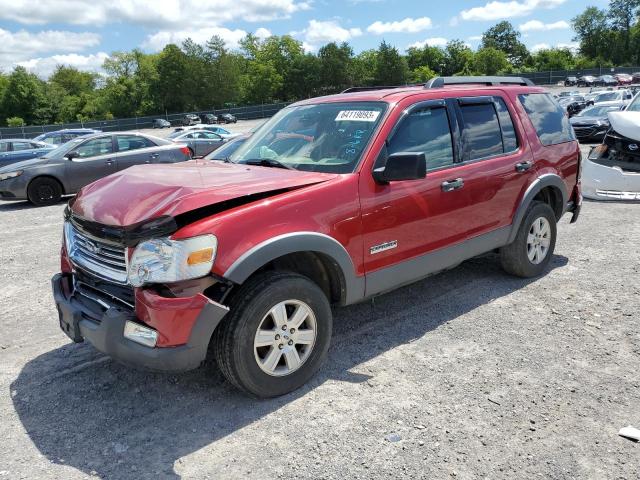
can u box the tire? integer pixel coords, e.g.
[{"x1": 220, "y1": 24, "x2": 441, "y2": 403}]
[
  {"x1": 27, "y1": 177, "x2": 62, "y2": 206},
  {"x1": 500, "y1": 201, "x2": 557, "y2": 278},
  {"x1": 187, "y1": 147, "x2": 194, "y2": 158},
  {"x1": 213, "y1": 271, "x2": 332, "y2": 398}
]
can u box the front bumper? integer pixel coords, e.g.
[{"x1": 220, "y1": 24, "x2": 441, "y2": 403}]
[
  {"x1": 52, "y1": 273, "x2": 229, "y2": 372},
  {"x1": 0, "y1": 174, "x2": 29, "y2": 200},
  {"x1": 582, "y1": 158, "x2": 640, "y2": 201}
]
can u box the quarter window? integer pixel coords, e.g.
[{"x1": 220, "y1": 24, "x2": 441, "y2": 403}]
[
  {"x1": 494, "y1": 98, "x2": 519, "y2": 153},
  {"x1": 387, "y1": 106, "x2": 454, "y2": 170},
  {"x1": 75, "y1": 137, "x2": 114, "y2": 158},
  {"x1": 519, "y1": 93, "x2": 575, "y2": 146}
]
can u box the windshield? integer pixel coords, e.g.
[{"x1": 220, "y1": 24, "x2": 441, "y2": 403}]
[
  {"x1": 41, "y1": 137, "x2": 85, "y2": 159},
  {"x1": 577, "y1": 105, "x2": 619, "y2": 117},
  {"x1": 627, "y1": 94, "x2": 640, "y2": 112},
  {"x1": 205, "y1": 135, "x2": 249, "y2": 160},
  {"x1": 231, "y1": 102, "x2": 387, "y2": 174},
  {"x1": 595, "y1": 92, "x2": 619, "y2": 102}
]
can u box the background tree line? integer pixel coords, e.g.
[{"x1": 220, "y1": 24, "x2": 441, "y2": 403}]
[{"x1": 0, "y1": 0, "x2": 639, "y2": 127}]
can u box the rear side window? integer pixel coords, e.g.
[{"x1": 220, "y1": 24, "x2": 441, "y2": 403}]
[
  {"x1": 116, "y1": 135, "x2": 155, "y2": 152},
  {"x1": 459, "y1": 103, "x2": 503, "y2": 160},
  {"x1": 518, "y1": 93, "x2": 575, "y2": 146},
  {"x1": 12, "y1": 142, "x2": 33, "y2": 151},
  {"x1": 387, "y1": 106, "x2": 454, "y2": 170}
]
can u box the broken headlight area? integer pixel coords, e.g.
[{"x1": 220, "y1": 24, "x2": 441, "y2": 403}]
[{"x1": 588, "y1": 131, "x2": 640, "y2": 173}]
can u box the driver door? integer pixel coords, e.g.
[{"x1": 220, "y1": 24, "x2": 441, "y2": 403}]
[{"x1": 64, "y1": 135, "x2": 117, "y2": 192}]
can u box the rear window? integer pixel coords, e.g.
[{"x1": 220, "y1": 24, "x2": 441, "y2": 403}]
[{"x1": 518, "y1": 93, "x2": 575, "y2": 146}]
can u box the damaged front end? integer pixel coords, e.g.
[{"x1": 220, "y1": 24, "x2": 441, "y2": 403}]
[{"x1": 582, "y1": 111, "x2": 640, "y2": 201}]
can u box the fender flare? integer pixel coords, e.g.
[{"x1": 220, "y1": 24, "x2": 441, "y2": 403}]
[
  {"x1": 223, "y1": 232, "x2": 365, "y2": 305},
  {"x1": 508, "y1": 173, "x2": 568, "y2": 244}
]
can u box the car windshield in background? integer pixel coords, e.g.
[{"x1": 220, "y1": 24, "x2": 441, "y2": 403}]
[
  {"x1": 627, "y1": 94, "x2": 640, "y2": 112},
  {"x1": 577, "y1": 106, "x2": 620, "y2": 117},
  {"x1": 595, "y1": 92, "x2": 619, "y2": 102},
  {"x1": 168, "y1": 131, "x2": 184, "y2": 139},
  {"x1": 231, "y1": 102, "x2": 387, "y2": 174},
  {"x1": 41, "y1": 137, "x2": 85, "y2": 159}
]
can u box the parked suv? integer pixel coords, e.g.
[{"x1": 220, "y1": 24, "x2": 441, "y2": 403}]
[
  {"x1": 52, "y1": 77, "x2": 581, "y2": 397},
  {"x1": 182, "y1": 114, "x2": 201, "y2": 126}
]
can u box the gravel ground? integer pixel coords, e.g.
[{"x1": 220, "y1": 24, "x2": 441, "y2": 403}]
[{"x1": 0, "y1": 145, "x2": 639, "y2": 479}]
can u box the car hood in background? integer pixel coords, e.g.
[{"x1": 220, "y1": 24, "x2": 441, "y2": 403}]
[
  {"x1": 71, "y1": 160, "x2": 337, "y2": 226},
  {"x1": 570, "y1": 116, "x2": 608, "y2": 126},
  {"x1": 608, "y1": 111, "x2": 640, "y2": 142},
  {"x1": 0, "y1": 156, "x2": 50, "y2": 172}
]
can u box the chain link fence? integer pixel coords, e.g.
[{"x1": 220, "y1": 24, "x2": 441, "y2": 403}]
[
  {"x1": 0, "y1": 102, "x2": 290, "y2": 140},
  {"x1": 509, "y1": 66, "x2": 640, "y2": 85}
]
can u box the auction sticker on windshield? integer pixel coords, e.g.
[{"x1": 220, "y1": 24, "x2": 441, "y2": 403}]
[{"x1": 335, "y1": 110, "x2": 381, "y2": 122}]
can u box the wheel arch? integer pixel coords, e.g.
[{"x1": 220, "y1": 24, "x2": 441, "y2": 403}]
[
  {"x1": 508, "y1": 173, "x2": 567, "y2": 244},
  {"x1": 27, "y1": 174, "x2": 67, "y2": 195},
  {"x1": 223, "y1": 233, "x2": 365, "y2": 306}
]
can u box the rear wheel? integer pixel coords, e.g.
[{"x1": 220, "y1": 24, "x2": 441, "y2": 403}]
[
  {"x1": 27, "y1": 177, "x2": 62, "y2": 206},
  {"x1": 213, "y1": 272, "x2": 332, "y2": 398},
  {"x1": 500, "y1": 202, "x2": 557, "y2": 278}
]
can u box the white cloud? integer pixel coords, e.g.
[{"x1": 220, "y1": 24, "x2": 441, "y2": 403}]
[
  {"x1": 519, "y1": 19, "x2": 569, "y2": 31},
  {"x1": 556, "y1": 41, "x2": 579, "y2": 51},
  {"x1": 408, "y1": 37, "x2": 448, "y2": 49},
  {"x1": 0, "y1": 0, "x2": 311, "y2": 28},
  {"x1": 460, "y1": 0, "x2": 566, "y2": 21},
  {"x1": 468, "y1": 35, "x2": 483, "y2": 41},
  {"x1": 531, "y1": 43, "x2": 550, "y2": 52},
  {"x1": 367, "y1": 17, "x2": 432, "y2": 35},
  {"x1": 298, "y1": 20, "x2": 362, "y2": 51},
  {"x1": 142, "y1": 27, "x2": 248, "y2": 51},
  {"x1": 0, "y1": 28, "x2": 100, "y2": 66},
  {"x1": 255, "y1": 27, "x2": 272, "y2": 39},
  {"x1": 18, "y1": 52, "x2": 109, "y2": 77}
]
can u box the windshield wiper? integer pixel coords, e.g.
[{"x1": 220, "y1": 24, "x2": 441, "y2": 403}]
[{"x1": 243, "y1": 158, "x2": 294, "y2": 170}]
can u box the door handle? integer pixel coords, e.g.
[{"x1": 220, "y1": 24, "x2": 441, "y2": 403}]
[
  {"x1": 515, "y1": 161, "x2": 532, "y2": 172},
  {"x1": 150, "y1": 153, "x2": 160, "y2": 159},
  {"x1": 105, "y1": 159, "x2": 114, "y2": 165},
  {"x1": 441, "y1": 178, "x2": 464, "y2": 192}
]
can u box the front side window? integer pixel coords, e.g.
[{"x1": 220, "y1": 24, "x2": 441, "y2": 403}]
[
  {"x1": 387, "y1": 106, "x2": 454, "y2": 170},
  {"x1": 232, "y1": 102, "x2": 387, "y2": 173},
  {"x1": 75, "y1": 137, "x2": 114, "y2": 158},
  {"x1": 519, "y1": 93, "x2": 575, "y2": 146}
]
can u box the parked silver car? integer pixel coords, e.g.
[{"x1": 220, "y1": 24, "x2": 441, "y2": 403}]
[
  {"x1": 0, "y1": 132, "x2": 192, "y2": 206},
  {"x1": 168, "y1": 129, "x2": 225, "y2": 157},
  {"x1": 0, "y1": 139, "x2": 55, "y2": 167}
]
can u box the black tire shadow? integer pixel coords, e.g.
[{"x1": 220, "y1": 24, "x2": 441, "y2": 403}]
[{"x1": 11, "y1": 253, "x2": 568, "y2": 479}]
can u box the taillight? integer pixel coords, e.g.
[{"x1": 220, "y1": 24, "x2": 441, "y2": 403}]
[{"x1": 181, "y1": 146, "x2": 191, "y2": 157}]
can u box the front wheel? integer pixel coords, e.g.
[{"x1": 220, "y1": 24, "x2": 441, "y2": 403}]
[
  {"x1": 213, "y1": 272, "x2": 332, "y2": 397},
  {"x1": 500, "y1": 202, "x2": 557, "y2": 278},
  {"x1": 27, "y1": 177, "x2": 62, "y2": 206}
]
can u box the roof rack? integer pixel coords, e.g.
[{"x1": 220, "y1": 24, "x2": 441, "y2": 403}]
[
  {"x1": 424, "y1": 76, "x2": 534, "y2": 88},
  {"x1": 341, "y1": 84, "x2": 424, "y2": 94}
]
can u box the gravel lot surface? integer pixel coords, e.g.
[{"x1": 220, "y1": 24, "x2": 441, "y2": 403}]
[{"x1": 0, "y1": 144, "x2": 639, "y2": 480}]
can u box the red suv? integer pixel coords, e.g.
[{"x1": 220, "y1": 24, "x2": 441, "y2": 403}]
[{"x1": 52, "y1": 76, "x2": 582, "y2": 397}]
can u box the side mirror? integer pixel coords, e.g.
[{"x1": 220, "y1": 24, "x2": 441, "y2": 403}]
[
  {"x1": 373, "y1": 152, "x2": 426, "y2": 184},
  {"x1": 65, "y1": 151, "x2": 79, "y2": 160}
]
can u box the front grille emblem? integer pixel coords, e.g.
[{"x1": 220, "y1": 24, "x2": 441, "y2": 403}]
[
  {"x1": 629, "y1": 144, "x2": 638, "y2": 151},
  {"x1": 85, "y1": 240, "x2": 100, "y2": 254}
]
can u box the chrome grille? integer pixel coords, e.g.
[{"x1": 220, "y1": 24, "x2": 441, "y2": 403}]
[{"x1": 66, "y1": 222, "x2": 128, "y2": 284}]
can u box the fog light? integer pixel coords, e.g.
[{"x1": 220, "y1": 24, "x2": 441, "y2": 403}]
[{"x1": 124, "y1": 321, "x2": 158, "y2": 347}]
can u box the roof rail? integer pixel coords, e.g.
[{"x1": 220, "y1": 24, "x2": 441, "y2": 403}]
[
  {"x1": 424, "y1": 76, "x2": 534, "y2": 88},
  {"x1": 341, "y1": 84, "x2": 424, "y2": 94}
]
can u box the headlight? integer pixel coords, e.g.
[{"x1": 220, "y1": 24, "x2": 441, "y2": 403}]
[
  {"x1": 127, "y1": 234, "x2": 217, "y2": 287},
  {"x1": 0, "y1": 171, "x2": 23, "y2": 181}
]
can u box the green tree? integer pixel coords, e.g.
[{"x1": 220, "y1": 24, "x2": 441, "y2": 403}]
[
  {"x1": 572, "y1": 7, "x2": 612, "y2": 62},
  {"x1": 374, "y1": 41, "x2": 408, "y2": 85},
  {"x1": 530, "y1": 48, "x2": 575, "y2": 71},
  {"x1": 241, "y1": 62, "x2": 283, "y2": 104},
  {"x1": 6, "y1": 117, "x2": 24, "y2": 127},
  {"x1": 351, "y1": 49, "x2": 378, "y2": 86},
  {"x1": 481, "y1": 21, "x2": 529, "y2": 68},
  {"x1": 609, "y1": 0, "x2": 640, "y2": 63},
  {"x1": 153, "y1": 44, "x2": 190, "y2": 113},
  {"x1": 49, "y1": 66, "x2": 96, "y2": 97},
  {"x1": 443, "y1": 40, "x2": 474, "y2": 75},
  {"x1": 406, "y1": 45, "x2": 446, "y2": 74},
  {"x1": 318, "y1": 42, "x2": 353, "y2": 93},
  {"x1": 410, "y1": 65, "x2": 437, "y2": 83},
  {"x1": 473, "y1": 47, "x2": 510, "y2": 75},
  {"x1": 0, "y1": 66, "x2": 45, "y2": 125}
]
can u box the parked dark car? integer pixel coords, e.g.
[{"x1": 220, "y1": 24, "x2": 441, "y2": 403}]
[
  {"x1": 0, "y1": 139, "x2": 55, "y2": 167},
  {"x1": 219, "y1": 113, "x2": 237, "y2": 124},
  {"x1": 204, "y1": 133, "x2": 250, "y2": 161},
  {"x1": 595, "y1": 75, "x2": 618, "y2": 87},
  {"x1": 564, "y1": 76, "x2": 578, "y2": 86},
  {"x1": 182, "y1": 114, "x2": 201, "y2": 126},
  {"x1": 631, "y1": 73, "x2": 640, "y2": 83},
  {"x1": 558, "y1": 95, "x2": 587, "y2": 117},
  {"x1": 152, "y1": 118, "x2": 171, "y2": 128},
  {"x1": 569, "y1": 104, "x2": 624, "y2": 142},
  {"x1": 33, "y1": 128, "x2": 101, "y2": 145},
  {"x1": 202, "y1": 114, "x2": 218, "y2": 124},
  {"x1": 168, "y1": 129, "x2": 225, "y2": 157},
  {"x1": 0, "y1": 132, "x2": 191, "y2": 205},
  {"x1": 578, "y1": 75, "x2": 597, "y2": 87}
]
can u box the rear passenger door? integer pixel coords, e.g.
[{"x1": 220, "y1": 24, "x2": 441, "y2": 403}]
[
  {"x1": 114, "y1": 134, "x2": 159, "y2": 171},
  {"x1": 450, "y1": 94, "x2": 534, "y2": 234}
]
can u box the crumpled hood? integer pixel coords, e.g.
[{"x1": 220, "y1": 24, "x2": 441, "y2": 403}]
[
  {"x1": 608, "y1": 111, "x2": 640, "y2": 141},
  {"x1": 570, "y1": 116, "x2": 608, "y2": 126},
  {"x1": 72, "y1": 160, "x2": 337, "y2": 226}
]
